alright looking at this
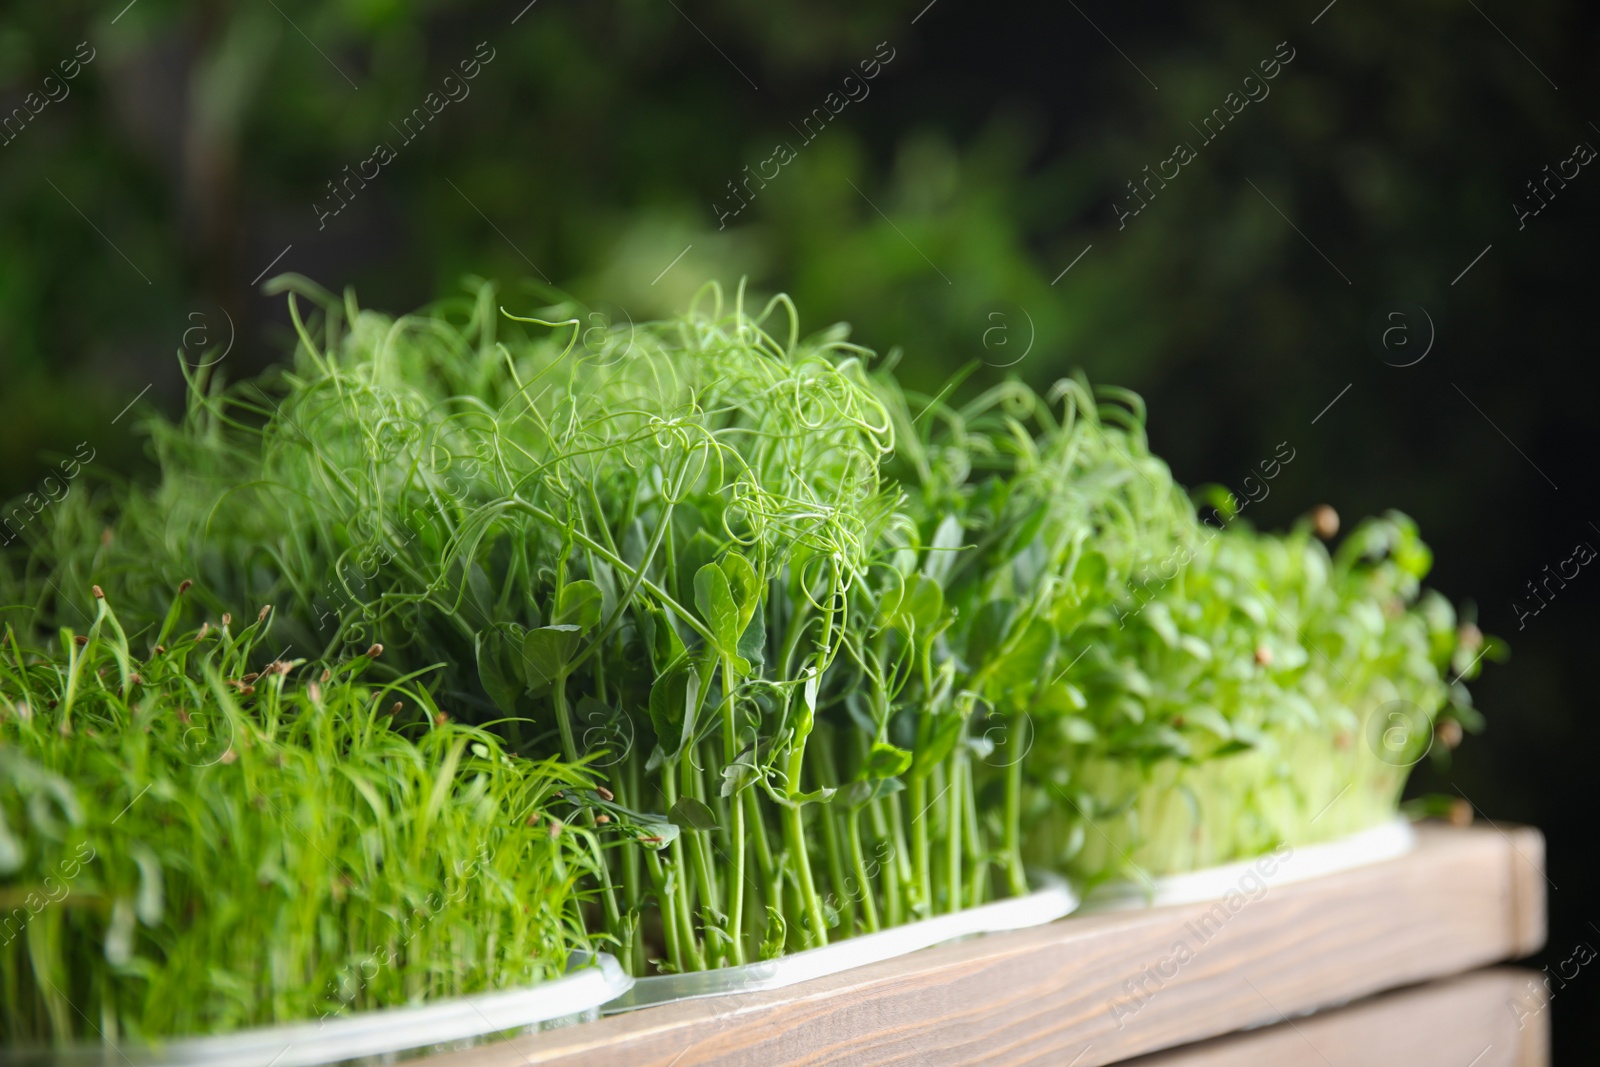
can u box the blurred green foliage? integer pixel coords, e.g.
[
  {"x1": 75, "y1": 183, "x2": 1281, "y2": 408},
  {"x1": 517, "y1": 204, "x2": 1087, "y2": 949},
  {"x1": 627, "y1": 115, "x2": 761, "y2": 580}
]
[{"x1": 0, "y1": 0, "x2": 1584, "y2": 492}]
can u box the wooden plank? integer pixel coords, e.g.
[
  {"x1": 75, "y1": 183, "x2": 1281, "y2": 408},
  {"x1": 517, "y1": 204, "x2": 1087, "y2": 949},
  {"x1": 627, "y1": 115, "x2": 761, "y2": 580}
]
[
  {"x1": 424, "y1": 824, "x2": 1546, "y2": 1067},
  {"x1": 1118, "y1": 968, "x2": 1549, "y2": 1067}
]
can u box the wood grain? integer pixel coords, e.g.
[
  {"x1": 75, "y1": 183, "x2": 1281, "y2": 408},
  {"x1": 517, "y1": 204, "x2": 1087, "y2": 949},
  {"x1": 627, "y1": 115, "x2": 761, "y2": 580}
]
[
  {"x1": 1119, "y1": 968, "x2": 1549, "y2": 1067},
  {"x1": 422, "y1": 824, "x2": 1546, "y2": 1067}
]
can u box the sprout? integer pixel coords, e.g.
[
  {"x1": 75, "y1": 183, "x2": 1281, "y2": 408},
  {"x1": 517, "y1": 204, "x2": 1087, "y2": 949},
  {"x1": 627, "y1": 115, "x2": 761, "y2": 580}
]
[
  {"x1": 0, "y1": 598, "x2": 599, "y2": 1043},
  {"x1": 3, "y1": 278, "x2": 1491, "y2": 987}
]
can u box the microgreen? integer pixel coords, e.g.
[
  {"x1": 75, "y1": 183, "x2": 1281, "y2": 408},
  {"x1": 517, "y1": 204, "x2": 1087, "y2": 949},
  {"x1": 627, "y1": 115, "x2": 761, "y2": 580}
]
[
  {"x1": 0, "y1": 593, "x2": 598, "y2": 1044},
  {"x1": 1, "y1": 276, "x2": 1493, "y2": 996},
  {"x1": 877, "y1": 367, "x2": 1495, "y2": 888}
]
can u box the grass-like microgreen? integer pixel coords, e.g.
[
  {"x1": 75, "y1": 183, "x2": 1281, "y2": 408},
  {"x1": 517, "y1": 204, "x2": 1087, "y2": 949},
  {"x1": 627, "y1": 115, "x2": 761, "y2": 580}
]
[{"x1": 0, "y1": 592, "x2": 598, "y2": 1043}]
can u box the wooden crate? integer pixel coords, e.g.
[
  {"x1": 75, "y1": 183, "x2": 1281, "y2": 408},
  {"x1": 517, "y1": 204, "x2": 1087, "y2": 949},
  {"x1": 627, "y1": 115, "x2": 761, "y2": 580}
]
[
  {"x1": 1120, "y1": 968, "x2": 1547, "y2": 1066},
  {"x1": 424, "y1": 823, "x2": 1546, "y2": 1067}
]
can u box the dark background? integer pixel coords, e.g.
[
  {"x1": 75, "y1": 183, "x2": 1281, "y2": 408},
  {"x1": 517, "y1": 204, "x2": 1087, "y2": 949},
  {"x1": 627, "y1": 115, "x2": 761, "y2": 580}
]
[{"x1": 2, "y1": 0, "x2": 1595, "y2": 1054}]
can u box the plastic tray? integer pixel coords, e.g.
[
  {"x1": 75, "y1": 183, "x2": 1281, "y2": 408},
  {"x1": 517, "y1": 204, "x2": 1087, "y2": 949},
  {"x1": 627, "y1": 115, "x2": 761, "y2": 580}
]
[
  {"x1": 605, "y1": 873, "x2": 1078, "y2": 1012},
  {"x1": 1079, "y1": 817, "x2": 1418, "y2": 912},
  {"x1": 6, "y1": 952, "x2": 633, "y2": 1067}
]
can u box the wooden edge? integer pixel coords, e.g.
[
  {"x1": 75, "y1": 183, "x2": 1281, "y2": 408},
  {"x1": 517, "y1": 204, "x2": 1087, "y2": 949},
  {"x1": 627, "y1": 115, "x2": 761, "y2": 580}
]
[
  {"x1": 1116, "y1": 967, "x2": 1550, "y2": 1067},
  {"x1": 1500, "y1": 824, "x2": 1548, "y2": 957},
  {"x1": 423, "y1": 823, "x2": 1547, "y2": 1067}
]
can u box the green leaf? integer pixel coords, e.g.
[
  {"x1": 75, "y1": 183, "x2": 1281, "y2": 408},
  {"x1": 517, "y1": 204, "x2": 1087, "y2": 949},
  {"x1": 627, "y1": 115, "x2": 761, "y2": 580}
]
[
  {"x1": 647, "y1": 606, "x2": 686, "y2": 672},
  {"x1": 903, "y1": 575, "x2": 944, "y2": 638},
  {"x1": 1038, "y1": 681, "x2": 1088, "y2": 715},
  {"x1": 912, "y1": 711, "x2": 968, "y2": 776},
  {"x1": 1234, "y1": 595, "x2": 1269, "y2": 628},
  {"x1": 131, "y1": 846, "x2": 164, "y2": 925},
  {"x1": 761, "y1": 906, "x2": 787, "y2": 960},
  {"x1": 720, "y1": 552, "x2": 761, "y2": 632},
  {"x1": 634, "y1": 820, "x2": 680, "y2": 850},
  {"x1": 736, "y1": 604, "x2": 766, "y2": 672},
  {"x1": 965, "y1": 599, "x2": 1017, "y2": 672},
  {"x1": 522, "y1": 625, "x2": 581, "y2": 690},
  {"x1": 668, "y1": 795, "x2": 719, "y2": 832},
  {"x1": 1133, "y1": 724, "x2": 1190, "y2": 759},
  {"x1": 1113, "y1": 695, "x2": 1146, "y2": 725},
  {"x1": 1011, "y1": 534, "x2": 1050, "y2": 591},
  {"x1": 869, "y1": 777, "x2": 905, "y2": 802},
  {"x1": 876, "y1": 578, "x2": 906, "y2": 624},
  {"x1": 786, "y1": 785, "x2": 836, "y2": 807},
  {"x1": 719, "y1": 757, "x2": 759, "y2": 798},
  {"x1": 678, "y1": 529, "x2": 721, "y2": 605},
  {"x1": 648, "y1": 662, "x2": 699, "y2": 756},
  {"x1": 105, "y1": 898, "x2": 135, "y2": 966},
  {"x1": 621, "y1": 518, "x2": 652, "y2": 572},
  {"x1": 1181, "y1": 706, "x2": 1232, "y2": 740},
  {"x1": 1099, "y1": 665, "x2": 1153, "y2": 700},
  {"x1": 987, "y1": 617, "x2": 1057, "y2": 699},
  {"x1": 718, "y1": 740, "x2": 760, "y2": 798},
  {"x1": 860, "y1": 741, "x2": 913, "y2": 779},
  {"x1": 922, "y1": 514, "x2": 965, "y2": 585},
  {"x1": 554, "y1": 580, "x2": 603, "y2": 631},
  {"x1": 794, "y1": 667, "x2": 819, "y2": 741},
  {"x1": 0, "y1": 808, "x2": 23, "y2": 875},
  {"x1": 1060, "y1": 716, "x2": 1097, "y2": 743},
  {"x1": 1071, "y1": 550, "x2": 1108, "y2": 592},
  {"x1": 1142, "y1": 602, "x2": 1180, "y2": 648},
  {"x1": 837, "y1": 776, "x2": 905, "y2": 809},
  {"x1": 466, "y1": 562, "x2": 498, "y2": 621},
  {"x1": 694, "y1": 562, "x2": 741, "y2": 655},
  {"x1": 475, "y1": 624, "x2": 527, "y2": 713}
]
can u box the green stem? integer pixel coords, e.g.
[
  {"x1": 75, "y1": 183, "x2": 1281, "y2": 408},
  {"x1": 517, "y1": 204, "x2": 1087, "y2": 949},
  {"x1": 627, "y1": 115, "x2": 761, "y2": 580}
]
[
  {"x1": 1004, "y1": 724, "x2": 1027, "y2": 898},
  {"x1": 782, "y1": 799, "x2": 826, "y2": 948},
  {"x1": 587, "y1": 833, "x2": 623, "y2": 946},
  {"x1": 888, "y1": 790, "x2": 914, "y2": 923},
  {"x1": 618, "y1": 752, "x2": 644, "y2": 973},
  {"x1": 643, "y1": 848, "x2": 680, "y2": 974},
  {"x1": 846, "y1": 808, "x2": 881, "y2": 932},
  {"x1": 819, "y1": 787, "x2": 851, "y2": 936},
  {"x1": 745, "y1": 788, "x2": 775, "y2": 886},
  {"x1": 552, "y1": 673, "x2": 578, "y2": 763},
  {"x1": 554, "y1": 673, "x2": 621, "y2": 931},
  {"x1": 908, "y1": 775, "x2": 931, "y2": 919},
  {"x1": 815, "y1": 736, "x2": 853, "y2": 935},
  {"x1": 867, "y1": 793, "x2": 901, "y2": 928},
  {"x1": 660, "y1": 768, "x2": 704, "y2": 971},
  {"x1": 779, "y1": 738, "x2": 827, "y2": 948},
  {"x1": 685, "y1": 752, "x2": 723, "y2": 967},
  {"x1": 945, "y1": 753, "x2": 964, "y2": 914},
  {"x1": 965, "y1": 750, "x2": 987, "y2": 907},
  {"x1": 721, "y1": 656, "x2": 748, "y2": 965}
]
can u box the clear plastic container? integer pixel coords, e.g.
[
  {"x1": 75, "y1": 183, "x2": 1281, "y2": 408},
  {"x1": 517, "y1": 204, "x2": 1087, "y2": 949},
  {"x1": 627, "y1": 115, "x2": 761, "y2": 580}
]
[
  {"x1": 3, "y1": 952, "x2": 633, "y2": 1067},
  {"x1": 1079, "y1": 817, "x2": 1417, "y2": 912},
  {"x1": 605, "y1": 873, "x2": 1078, "y2": 1012}
]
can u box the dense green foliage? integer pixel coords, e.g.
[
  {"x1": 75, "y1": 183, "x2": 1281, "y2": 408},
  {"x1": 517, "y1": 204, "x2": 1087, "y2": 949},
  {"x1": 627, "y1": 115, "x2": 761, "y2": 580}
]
[
  {"x1": 0, "y1": 592, "x2": 598, "y2": 1043},
  {"x1": 12, "y1": 278, "x2": 1024, "y2": 972},
  {"x1": 1032, "y1": 513, "x2": 1488, "y2": 879},
  {"x1": 880, "y1": 365, "x2": 1493, "y2": 885},
  {"x1": 0, "y1": 281, "x2": 1491, "y2": 1048}
]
